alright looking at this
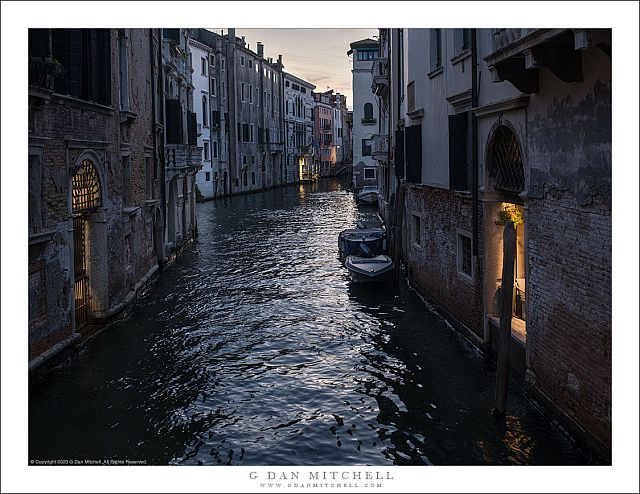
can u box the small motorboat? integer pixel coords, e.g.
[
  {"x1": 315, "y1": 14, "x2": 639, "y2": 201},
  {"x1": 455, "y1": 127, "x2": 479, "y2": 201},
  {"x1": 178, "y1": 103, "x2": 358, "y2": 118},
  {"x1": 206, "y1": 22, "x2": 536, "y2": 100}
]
[
  {"x1": 338, "y1": 227, "x2": 386, "y2": 262},
  {"x1": 357, "y1": 186, "x2": 379, "y2": 205},
  {"x1": 345, "y1": 244, "x2": 394, "y2": 283}
]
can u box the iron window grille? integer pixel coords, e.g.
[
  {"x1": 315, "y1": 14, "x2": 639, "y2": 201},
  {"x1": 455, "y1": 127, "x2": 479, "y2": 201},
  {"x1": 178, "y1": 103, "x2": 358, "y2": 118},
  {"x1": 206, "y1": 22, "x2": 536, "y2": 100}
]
[
  {"x1": 487, "y1": 125, "x2": 525, "y2": 193},
  {"x1": 72, "y1": 159, "x2": 101, "y2": 213}
]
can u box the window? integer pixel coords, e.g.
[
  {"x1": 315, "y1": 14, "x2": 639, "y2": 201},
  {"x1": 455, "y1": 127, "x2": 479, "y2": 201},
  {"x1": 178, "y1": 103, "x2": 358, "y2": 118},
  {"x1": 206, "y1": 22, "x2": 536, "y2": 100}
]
[
  {"x1": 249, "y1": 59, "x2": 253, "y2": 69},
  {"x1": 118, "y1": 31, "x2": 129, "y2": 111},
  {"x1": 356, "y1": 49, "x2": 376, "y2": 61},
  {"x1": 242, "y1": 123, "x2": 250, "y2": 142},
  {"x1": 292, "y1": 83, "x2": 300, "y2": 91},
  {"x1": 212, "y1": 141, "x2": 218, "y2": 159},
  {"x1": 449, "y1": 112, "x2": 470, "y2": 191},
  {"x1": 210, "y1": 78, "x2": 216, "y2": 96},
  {"x1": 251, "y1": 155, "x2": 255, "y2": 165},
  {"x1": 407, "y1": 81, "x2": 415, "y2": 112},
  {"x1": 241, "y1": 82, "x2": 245, "y2": 101},
  {"x1": 430, "y1": 29, "x2": 443, "y2": 72},
  {"x1": 250, "y1": 124, "x2": 254, "y2": 143},
  {"x1": 222, "y1": 81, "x2": 226, "y2": 98},
  {"x1": 362, "y1": 139, "x2": 372, "y2": 156},
  {"x1": 454, "y1": 29, "x2": 471, "y2": 55},
  {"x1": 201, "y1": 57, "x2": 207, "y2": 75},
  {"x1": 242, "y1": 155, "x2": 247, "y2": 165},
  {"x1": 412, "y1": 215, "x2": 421, "y2": 247},
  {"x1": 202, "y1": 96, "x2": 208, "y2": 126},
  {"x1": 240, "y1": 55, "x2": 245, "y2": 66},
  {"x1": 205, "y1": 172, "x2": 211, "y2": 181},
  {"x1": 221, "y1": 59, "x2": 225, "y2": 70},
  {"x1": 487, "y1": 126, "x2": 525, "y2": 193},
  {"x1": 243, "y1": 171, "x2": 248, "y2": 186},
  {"x1": 210, "y1": 54, "x2": 215, "y2": 66},
  {"x1": 203, "y1": 141, "x2": 210, "y2": 160},
  {"x1": 252, "y1": 171, "x2": 256, "y2": 185},
  {"x1": 364, "y1": 168, "x2": 376, "y2": 180},
  {"x1": 48, "y1": 29, "x2": 112, "y2": 105},
  {"x1": 364, "y1": 103, "x2": 374, "y2": 121},
  {"x1": 249, "y1": 85, "x2": 253, "y2": 103},
  {"x1": 457, "y1": 231, "x2": 473, "y2": 280},
  {"x1": 285, "y1": 80, "x2": 290, "y2": 87},
  {"x1": 301, "y1": 87, "x2": 306, "y2": 94}
]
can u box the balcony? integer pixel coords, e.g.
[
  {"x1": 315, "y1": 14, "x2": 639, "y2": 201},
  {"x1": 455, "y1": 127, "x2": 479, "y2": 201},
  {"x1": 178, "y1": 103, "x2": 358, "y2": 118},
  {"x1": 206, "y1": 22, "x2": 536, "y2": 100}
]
[
  {"x1": 484, "y1": 29, "x2": 606, "y2": 94},
  {"x1": 371, "y1": 134, "x2": 388, "y2": 162},
  {"x1": 371, "y1": 58, "x2": 389, "y2": 97},
  {"x1": 165, "y1": 144, "x2": 203, "y2": 172},
  {"x1": 361, "y1": 118, "x2": 377, "y2": 126}
]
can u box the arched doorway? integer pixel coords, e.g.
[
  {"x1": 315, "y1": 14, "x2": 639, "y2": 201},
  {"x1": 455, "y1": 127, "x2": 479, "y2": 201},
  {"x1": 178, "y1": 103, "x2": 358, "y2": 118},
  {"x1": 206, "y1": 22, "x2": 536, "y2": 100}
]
[
  {"x1": 71, "y1": 158, "x2": 102, "y2": 330},
  {"x1": 485, "y1": 124, "x2": 528, "y2": 346}
]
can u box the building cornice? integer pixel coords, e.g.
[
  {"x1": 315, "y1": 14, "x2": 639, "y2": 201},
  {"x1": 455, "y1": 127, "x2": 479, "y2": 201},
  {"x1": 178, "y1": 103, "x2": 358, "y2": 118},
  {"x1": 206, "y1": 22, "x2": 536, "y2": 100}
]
[{"x1": 472, "y1": 95, "x2": 530, "y2": 118}]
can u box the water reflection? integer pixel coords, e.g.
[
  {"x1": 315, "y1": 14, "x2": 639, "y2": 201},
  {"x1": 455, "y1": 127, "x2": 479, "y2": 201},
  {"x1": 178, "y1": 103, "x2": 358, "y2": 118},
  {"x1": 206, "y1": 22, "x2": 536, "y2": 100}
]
[{"x1": 29, "y1": 179, "x2": 595, "y2": 465}]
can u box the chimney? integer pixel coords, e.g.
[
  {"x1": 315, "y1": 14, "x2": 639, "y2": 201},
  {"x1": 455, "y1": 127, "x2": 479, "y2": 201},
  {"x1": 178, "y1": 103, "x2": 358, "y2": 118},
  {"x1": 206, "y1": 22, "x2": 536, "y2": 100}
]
[
  {"x1": 257, "y1": 42, "x2": 264, "y2": 58},
  {"x1": 228, "y1": 28, "x2": 235, "y2": 41},
  {"x1": 241, "y1": 35, "x2": 245, "y2": 46}
]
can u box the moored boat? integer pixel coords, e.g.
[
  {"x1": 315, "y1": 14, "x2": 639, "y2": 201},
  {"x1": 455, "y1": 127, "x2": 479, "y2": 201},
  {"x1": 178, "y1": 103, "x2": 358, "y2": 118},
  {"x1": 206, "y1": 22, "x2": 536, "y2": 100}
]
[
  {"x1": 345, "y1": 254, "x2": 394, "y2": 283},
  {"x1": 357, "y1": 186, "x2": 379, "y2": 205},
  {"x1": 338, "y1": 227, "x2": 386, "y2": 262}
]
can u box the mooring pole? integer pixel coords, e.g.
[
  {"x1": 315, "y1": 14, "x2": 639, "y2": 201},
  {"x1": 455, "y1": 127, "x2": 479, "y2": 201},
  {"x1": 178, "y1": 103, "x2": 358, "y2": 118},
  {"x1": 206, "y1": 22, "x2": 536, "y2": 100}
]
[{"x1": 494, "y1": 221, "x2": 516, "y2": 417}]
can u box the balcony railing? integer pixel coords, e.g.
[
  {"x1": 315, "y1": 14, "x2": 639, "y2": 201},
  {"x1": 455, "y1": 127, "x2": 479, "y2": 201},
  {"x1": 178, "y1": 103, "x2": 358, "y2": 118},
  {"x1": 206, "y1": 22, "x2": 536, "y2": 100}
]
[
  {"x1": 361, "y1": 118, "x2": 377, "y2": 125},
  {"x1": 165, "y1": 144, "x2": 203, "y2": 170}
]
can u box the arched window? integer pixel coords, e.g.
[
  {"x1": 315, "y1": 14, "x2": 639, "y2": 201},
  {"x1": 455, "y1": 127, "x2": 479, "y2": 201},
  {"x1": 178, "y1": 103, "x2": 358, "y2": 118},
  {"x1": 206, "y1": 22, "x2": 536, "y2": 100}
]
[
  {"x1": 202, "y1": 95, "x2": 208, "y2": 126},
  {"x1": 72, "y1": 159, "x2": 102, "y2": 213},
  {"x1": 487, "y1": 125, "x2": 524, "y2": 193},
  {"x1": 364, "y1": 103, "x2": 373, "y2": 121}
]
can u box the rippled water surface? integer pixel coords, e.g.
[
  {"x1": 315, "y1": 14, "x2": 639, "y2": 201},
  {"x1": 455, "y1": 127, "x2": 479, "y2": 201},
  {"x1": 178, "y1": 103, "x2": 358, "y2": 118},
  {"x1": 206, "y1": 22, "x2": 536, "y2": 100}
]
[{"x1": 29, "y1": 179, "x2": 594, "y2": 465}]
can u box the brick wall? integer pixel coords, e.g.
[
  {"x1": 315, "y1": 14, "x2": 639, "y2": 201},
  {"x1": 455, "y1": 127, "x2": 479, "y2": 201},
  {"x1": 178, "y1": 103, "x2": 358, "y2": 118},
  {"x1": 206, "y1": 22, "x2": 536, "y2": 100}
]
[
  {"x1": 526, "y1": 190, "x2": 611, "y2": 448},
  {"x1": 403, "y1": 185, "x2": 484, "y2": 340}
]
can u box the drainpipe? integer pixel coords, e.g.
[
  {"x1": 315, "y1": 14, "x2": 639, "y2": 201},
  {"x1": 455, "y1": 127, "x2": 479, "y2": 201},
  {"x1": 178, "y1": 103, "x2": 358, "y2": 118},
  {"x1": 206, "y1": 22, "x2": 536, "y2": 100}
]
[
  {"x1": 158, "y1": 29, "x2": 167, "y2": 261},
  {"x1": 149, "y1": 29, "x2": 160, "y2": 264},
  {"x1": 471, "y1": 29, "x2": 479, "y2": 256}
]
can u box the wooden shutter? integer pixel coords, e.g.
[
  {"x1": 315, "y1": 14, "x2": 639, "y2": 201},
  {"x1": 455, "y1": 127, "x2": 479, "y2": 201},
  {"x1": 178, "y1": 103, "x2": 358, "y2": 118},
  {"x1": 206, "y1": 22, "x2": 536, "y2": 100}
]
[
  {"x1": 448, "y1": 112, "x2": 468, "y2": 191},
  {"x1": 394, "y1": 129, "x2": 405, "y2": 179},
  {"x1": 97, "y1": 29, "x2": 111, "y2": 105},
  {"x1": 212, "y1": 110, "x2": 220, "y2": 128},
  {"x1": 165, "y1": 98, "x2": 183, "y2": 144},
  {"x1": 51, "y1": 30, "x2": 70, "y2": 94},
  {"x1": 405, "y1": 124, "x2": 422, "y2": 183},
  {"x1": 187, "y1": 111, "x2": 197, "y2": 145},
  {"x1": 68, "y1": 29, "x2": 83, "y2": 97}
]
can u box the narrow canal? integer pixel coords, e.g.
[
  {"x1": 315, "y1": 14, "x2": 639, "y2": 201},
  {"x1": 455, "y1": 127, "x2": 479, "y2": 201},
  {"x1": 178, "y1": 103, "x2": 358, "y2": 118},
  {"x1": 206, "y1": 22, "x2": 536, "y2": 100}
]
[{"x1": 29, "y1": 179, "x2": 594, "y2": 465}]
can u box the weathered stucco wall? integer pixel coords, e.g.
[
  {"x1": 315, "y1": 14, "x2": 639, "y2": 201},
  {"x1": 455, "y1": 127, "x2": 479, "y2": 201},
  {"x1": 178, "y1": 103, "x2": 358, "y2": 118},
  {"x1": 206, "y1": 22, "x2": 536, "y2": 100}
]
[{"x1": 525, "y1": 42, "x2": 611, "y2": 450}]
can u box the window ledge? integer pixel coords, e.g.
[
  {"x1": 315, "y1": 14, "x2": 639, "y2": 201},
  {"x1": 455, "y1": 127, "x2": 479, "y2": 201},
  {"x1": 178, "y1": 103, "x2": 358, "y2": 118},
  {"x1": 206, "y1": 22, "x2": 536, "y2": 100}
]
[
  {"x1": 120, "y1": 110, "x2": 138, "y2": 124},
  {"x1": 427, "y1": 66, "x2": 443, "y2": 79},
  {"x1": 450, "y1": 49, "x2": 471, "y2": 65},
  {"x1": 457, "y1": 270, "x2": 474, "y2": 286},
  {"x1": 29, "y1": 230, "x2": 56, "y2": 246},
  {"x1": 453, "y1": 190, "x2": 473, "y2": 199},
  {"x1": 122, "y1": 206, "x2": 141, "y2": 217}
]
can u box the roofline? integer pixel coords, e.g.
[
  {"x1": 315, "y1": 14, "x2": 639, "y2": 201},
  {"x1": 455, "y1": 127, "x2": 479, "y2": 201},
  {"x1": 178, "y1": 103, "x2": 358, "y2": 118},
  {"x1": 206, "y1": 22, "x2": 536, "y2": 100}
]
[{"x1": 283, "y1": 72, "x2": 316, "y2": 90}]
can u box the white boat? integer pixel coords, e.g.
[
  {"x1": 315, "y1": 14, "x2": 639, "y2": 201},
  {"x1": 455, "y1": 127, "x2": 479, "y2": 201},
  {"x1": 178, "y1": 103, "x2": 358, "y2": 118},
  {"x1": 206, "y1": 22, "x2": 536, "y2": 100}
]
[
  {"x1": 357, "y1": 186, "x2": 379, "y2": 204},
  {"x1": 345, "y1": 254, "x2": 394, "y2": 283}
]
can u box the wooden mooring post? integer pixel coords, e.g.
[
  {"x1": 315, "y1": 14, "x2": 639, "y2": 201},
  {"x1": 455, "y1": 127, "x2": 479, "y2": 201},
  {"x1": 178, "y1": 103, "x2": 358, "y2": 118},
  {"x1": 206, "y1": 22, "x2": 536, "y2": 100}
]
[{"x1": 493, "y1": 221, "x2": 516, "y2": 417}]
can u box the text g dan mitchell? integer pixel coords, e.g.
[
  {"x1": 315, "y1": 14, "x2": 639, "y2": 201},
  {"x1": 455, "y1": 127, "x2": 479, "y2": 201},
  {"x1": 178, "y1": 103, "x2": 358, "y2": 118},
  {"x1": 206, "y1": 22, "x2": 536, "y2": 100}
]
[{"x1": 249, "y1": 471, "x2": 394, "y2": 481}]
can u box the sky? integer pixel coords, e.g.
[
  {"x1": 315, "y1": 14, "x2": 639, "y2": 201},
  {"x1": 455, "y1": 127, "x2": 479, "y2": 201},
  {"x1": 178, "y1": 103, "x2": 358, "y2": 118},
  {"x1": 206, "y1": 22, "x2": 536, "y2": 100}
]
[{"x1": 208, "y1": 28, "x2": 379, "y2": 110}]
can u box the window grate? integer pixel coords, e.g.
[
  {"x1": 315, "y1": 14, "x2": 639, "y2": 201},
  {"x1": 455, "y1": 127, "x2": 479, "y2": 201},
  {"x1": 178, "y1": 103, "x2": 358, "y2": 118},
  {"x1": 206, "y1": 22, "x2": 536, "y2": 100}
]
[
  {"x1": 487, "y1": 126, "x2": 524, "y2": 193},
  {"x1": 72, "y1": 159, "x2": 101, "y2": 213}
]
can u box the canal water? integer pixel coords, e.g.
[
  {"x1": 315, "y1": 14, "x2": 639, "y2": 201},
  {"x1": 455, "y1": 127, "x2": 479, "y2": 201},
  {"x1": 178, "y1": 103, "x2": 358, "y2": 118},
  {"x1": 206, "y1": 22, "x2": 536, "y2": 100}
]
[{"x1": 29, "y1": 179, "x2": 594, "y2": 465}]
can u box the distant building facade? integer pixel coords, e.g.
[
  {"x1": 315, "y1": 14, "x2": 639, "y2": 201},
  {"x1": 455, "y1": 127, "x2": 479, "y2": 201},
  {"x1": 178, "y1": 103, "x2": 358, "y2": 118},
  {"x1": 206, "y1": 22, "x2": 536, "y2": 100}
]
[
  {"x1": 28, "y1": 29, "x2": 171, "y2": 368},
  {"x1": 284, "y1": 73, "x2": 315, "y2": 183},
  {"x1": 348, "y1": 38, "x2": 379, "y2": 191}
]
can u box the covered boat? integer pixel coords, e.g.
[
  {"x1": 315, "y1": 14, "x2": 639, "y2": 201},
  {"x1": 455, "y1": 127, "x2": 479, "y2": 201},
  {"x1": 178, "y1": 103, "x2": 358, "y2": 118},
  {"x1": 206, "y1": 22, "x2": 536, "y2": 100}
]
[
  {"x1": 345, "y1": 254, "x2": 394, "y2": 283},
  {"x1": 357, "y1": 186, "x2": 379, "y2": 205},
  {"x1": 338, "y1": 227, "x2": 386, "y2": 262}
]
